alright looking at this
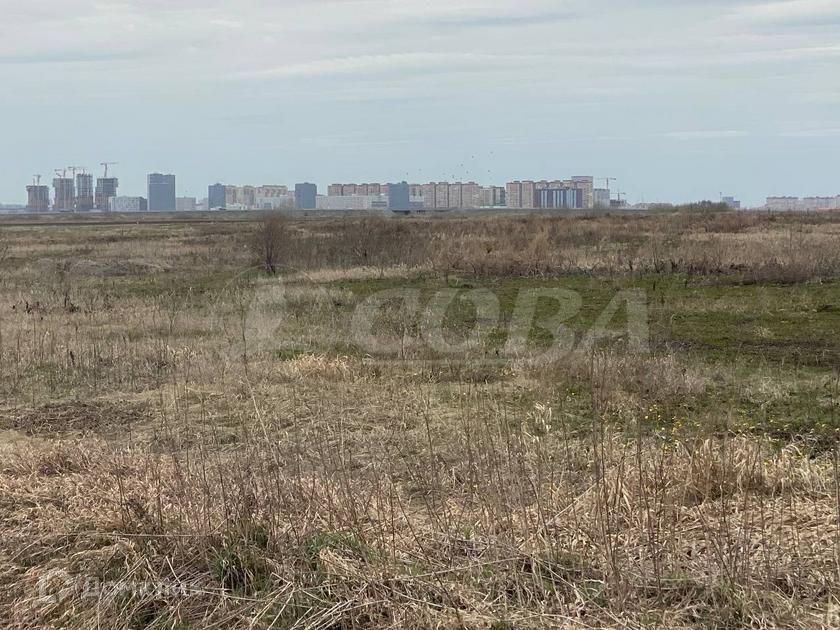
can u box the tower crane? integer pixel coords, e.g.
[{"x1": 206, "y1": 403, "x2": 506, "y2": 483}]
[{"x1": 101, "y1": 162, "x2": 118, "y2": 178}]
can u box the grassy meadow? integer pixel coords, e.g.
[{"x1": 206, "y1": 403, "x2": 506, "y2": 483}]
[{"x1": 0, "y1": 210, "x2": 839, "y2": 628}]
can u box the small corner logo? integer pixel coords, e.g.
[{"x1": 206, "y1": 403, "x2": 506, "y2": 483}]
[
  {"x1": 826, "y1": 600, "x2": 840, "y2": 628},
  {"x1": 36, "y1": 569, "x2": 74, "y2": 605}
]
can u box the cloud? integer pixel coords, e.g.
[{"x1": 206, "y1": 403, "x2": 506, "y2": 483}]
[
  {"x1": 779, "y1": 128, "x2": 840, "y2": 137},
  {"x1": 1, "y1": 0, "x2": 839, "y2": 204},
  {"x1": 663, "y1": 130, "x2": 749, "y2": 140},
  {"x1": 731, "y1": 0, "x2": 840, "y2": 25},
  {"x1": 233, "y1": 52, "x2": 543, "y2": 80},
  {"x1": 426, "y1": 10, "x2": 580, "y2": 28},
  {"x1": 0, "y1": 50, "x2": 147, "y2": 65}
]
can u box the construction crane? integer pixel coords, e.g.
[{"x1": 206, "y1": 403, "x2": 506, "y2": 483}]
[
  {"x1": 604, "y1": 177, "x2": 615, "y2": 190},
  {"x1": 54, "y1": 168, "x2": 67, "y2": 179},
  {"x1": 101, "y1": 162, "x2": 118, "y2": 178},
  {"x1": 33, "y1": 175, "x2": 41, "y2": 186},
  {"x1": 615, "y1": 190, "x2": 626, "y2": 205}
]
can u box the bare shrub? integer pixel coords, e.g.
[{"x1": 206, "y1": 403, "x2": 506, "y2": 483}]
[{"x1": 252, "y1": 213, "x2": 289, "y2": 275}]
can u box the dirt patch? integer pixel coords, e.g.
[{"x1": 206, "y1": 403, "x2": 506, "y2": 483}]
[{"x1": 0, "y1": 400, "x2": 152, "y2": 437}]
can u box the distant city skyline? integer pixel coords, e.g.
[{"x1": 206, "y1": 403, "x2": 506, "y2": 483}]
[
  {"x1": 6, "y1": 161, "x2": 839, "y2": 209},
  {"x1": 2, "y1": 0, "x2": 839, "y2": 206},
  {"x1": 16, "y1": 167, "x2": 840, "y2": 212}
]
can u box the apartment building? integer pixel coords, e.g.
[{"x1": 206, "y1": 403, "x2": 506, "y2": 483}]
[
  {"x1": 435, "y1": 182, "x2": 450, "y2": 209},
  {"x1": 479, "y1": 186, "x2": 506, "y2": 207},
  {"x1": 176, "y1": 197, "x2": 196, "y2": 212},
  {"x1": 571, "y1": 176, "x2": 595, "y2": 209},
  {"x1": 594, "y1": 188, "x2": 611, "y2": 208},
  {"x1": 506, "y1": 182, "x2": 522, "y2": 208},
  {"x1": 448, "y1": 183, "x2": 462, "y2": 209},
  {"x1": 420, "y1": 183, "x2": 436, "y2": 209},
  {"x1": 520, "y1": 181, "x2": 536, "y2": 209}
]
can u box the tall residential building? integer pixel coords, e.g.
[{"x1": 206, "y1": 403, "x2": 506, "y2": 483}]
[
  {"x1": 75, "y1": 173, "x2": 94, "y2": 211},
  {"x1": 388, "y1": 181, "x2": 411, "y2": 210},
  {"x1": 435, "y1": 182, "x2": 449, "y2": 209},
  {"x1": 316, "y1": 194, "x2": 389, "y2": 210},
  {"x1": 255, "y1": 186, "x2": 293, "y2": 210},
  {"x1": 52, "y1": 177, "x2": 75, "y2": 212},
  {"x1": 506, "y1": 182, "x2": 522, "y2": 208},
  {"x1": 295, "y1": 183, "x2": 317, "y2": 209},
  {"x1": 766, "y1": 197, "x2": 800, "y2": 211},
  {"x1": 479, "y1": 186, "x2": 505, "y2": 207},
  {"x1": 224, "y1": 186, "x2": 239, "y2": 207},
  {"x1": 462, "y1": 182, "x2": 481, "y2": 209},
  {"x1": 329, "y1": 183, "x2": 387, "y2": 197},
  {"x1": 421, "y1": 183, "x2": 437, "y2": 209},
  {"x1": 448, "y1": 183, "x2": 463, "y2": 209},
  {"x1": 594, "y1": 188, "x2": 611, "y2": 209},
  {"x1": 148, "y1": 173, "x2": 176, "y2": 211},
  {"x1": 571, "y1": 176, "x2": 595, "y2": 209},
  {"x1": 95, "y1": 177, "x2": 119, "y2": 210},
  {"x1": 520, "y1": 181, "x2": 536, "y2": 209},
  {"x1": 238, "y1": 186, "x2": 257, "y2": 208},
  {"x1": 802, "y1": 197, "x2": 838, "y2": 210},
  {"x1": 507, "y1": 177, "x2": 594, "y2": 209},
  {"x1": 26, "y1": 185, "x2": 50, "y2": 212},
  {"x1": 176, "y1": 197, "x2": 197, "y2": 212},
  {"x1": 537, "y1": 187, "x2": 583, "y2": 209},
  {"x1": 208, "y1": 184, "x2": 226, "y2": 209}
]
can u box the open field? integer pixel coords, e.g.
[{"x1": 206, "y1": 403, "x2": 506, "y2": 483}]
[{"x1": 1, "y1": 210, "x2": 840, "y2": 628}]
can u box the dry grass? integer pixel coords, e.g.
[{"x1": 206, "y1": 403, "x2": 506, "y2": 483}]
[
  {"x1": 1, "y1": 394, "x2": 838, "y2": 628},
  {"x1": 246, "y1": 211, "x2": 840, "y2": 284},
  {"x1": 0, "y1": 210, "x2": 839, "y2": 628},
  {"x1": 1, "y1": 400, "x2": 151, "y2": 436}
]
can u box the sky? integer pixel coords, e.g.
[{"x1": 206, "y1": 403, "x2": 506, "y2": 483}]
[{"x1": 1, "y1": 0, "x2": 839, "y2": 206}]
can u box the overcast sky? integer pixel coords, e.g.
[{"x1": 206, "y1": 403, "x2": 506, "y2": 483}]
[{"x1": 1, "y1": 0, "x2": 839, "y2": 205}]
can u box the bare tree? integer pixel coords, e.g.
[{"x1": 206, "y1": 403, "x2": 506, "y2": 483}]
[{"x1": 252, "y1": 214, "x2": 288, "y2": 275}]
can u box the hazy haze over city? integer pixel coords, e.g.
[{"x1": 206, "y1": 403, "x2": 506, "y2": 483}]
[{"x1": 1, "y1": 0, "x2": 839, "y2": 205}]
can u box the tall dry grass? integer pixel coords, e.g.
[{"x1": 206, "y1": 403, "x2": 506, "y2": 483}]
[
  {"x1": 247, "y1": 211, "x2": 840, "y2": 283},
  {"x1": 3, "y1": 358, "x2": 839, "y2": 628},
  {"x1": 1, "y1": 211, "x2": 840, "y2": 628}
]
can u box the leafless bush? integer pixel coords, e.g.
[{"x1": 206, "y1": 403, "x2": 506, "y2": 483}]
[
  {"x1": 245, "y1": 210, "x2": 840, "y2": 283},
  {"x1": 252, "y1": 213, "x2": 289, "y2": 275}
]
